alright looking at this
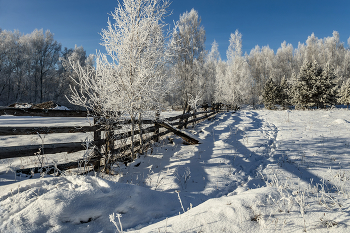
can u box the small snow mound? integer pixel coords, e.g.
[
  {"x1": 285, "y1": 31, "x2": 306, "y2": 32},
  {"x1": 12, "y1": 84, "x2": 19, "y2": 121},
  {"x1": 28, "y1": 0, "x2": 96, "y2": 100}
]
[
  {"x1": 52, "y1": 105, "x2": 70, "y2": 110},
  {"x1": 332, "y1": 119, "x2": 348, "y2": 124},
  {"x1": 8, "y1": 103, "x2": 32, "y2": 108}
]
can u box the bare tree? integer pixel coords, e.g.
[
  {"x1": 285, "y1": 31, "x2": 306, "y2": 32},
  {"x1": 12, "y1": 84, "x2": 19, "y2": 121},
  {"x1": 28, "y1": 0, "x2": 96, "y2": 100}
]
[{"x1": 28, "y1": 29, "x2": 61, "y2": 103}]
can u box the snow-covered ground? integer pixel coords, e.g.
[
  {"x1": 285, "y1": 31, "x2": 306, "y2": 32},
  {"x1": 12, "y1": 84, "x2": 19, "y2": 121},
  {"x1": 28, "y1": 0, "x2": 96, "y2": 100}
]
[{"x1": 1, "y1": 109, "x2": 350, "y2": 232}]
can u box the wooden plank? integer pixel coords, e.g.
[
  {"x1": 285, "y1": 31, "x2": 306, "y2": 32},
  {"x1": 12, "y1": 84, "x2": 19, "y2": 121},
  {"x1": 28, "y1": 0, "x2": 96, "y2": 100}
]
[
  {"x1": 0, "y1": 107, "x2": 88, "y2": 117},
  {"x1": 0, "y1": 141, "x2": 101, "y2": 159},
  {"x1": 0, "y1": 126, "x2": 99, "y2": 136},
  {"x1": 113, "y1": 125, "x2": 157, "y2": 140},
  {"x1": 156, "y1": 122, "x2": 200, "y2": 144},
  {"x1": 187, "y1": 112, "x2": 216, "y2": 125},
  {"x1": 114, "y1": 129, "x2": 172, "y2": 163},
  {"x1": 113, "y1": 129, "x2": 171, "y2": 154},
  {"x1": 16, "y1": 154, "x2": 102, "y2": 175}
]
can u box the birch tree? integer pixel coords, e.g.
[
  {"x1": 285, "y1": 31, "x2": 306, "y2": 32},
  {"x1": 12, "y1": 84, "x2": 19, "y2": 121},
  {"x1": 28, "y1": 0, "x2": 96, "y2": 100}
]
[
  {"x1": 203, "y1": 40, "x2": 220, "y2": 105},
  {"x1": 171, "y1": 9, "x2": 206, "y2": 113},
  {"x1": 68, "y1": 0, "x2": 172, "y2": 159},
  {"x1": 339, "y1": 78, "x2": 350, "y2": 108},
  {"x1": 226, "y1": 30, "x2": 252, "y2": 105}
]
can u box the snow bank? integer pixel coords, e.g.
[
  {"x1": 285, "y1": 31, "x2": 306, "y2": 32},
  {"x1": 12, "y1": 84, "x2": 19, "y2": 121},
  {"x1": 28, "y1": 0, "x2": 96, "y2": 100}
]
[
  {"x1": 128, "y1": 187, "x2": 277, "y2": 232},
  {"x1": 331, "y1": 118, "x2": 348, "y2": 124},
  {"x1": 2, "y1": 109, "x2": 350, "y2": 232},
  {"x1": 0, "y1": 176, "x2": 179, "y2": 233}
]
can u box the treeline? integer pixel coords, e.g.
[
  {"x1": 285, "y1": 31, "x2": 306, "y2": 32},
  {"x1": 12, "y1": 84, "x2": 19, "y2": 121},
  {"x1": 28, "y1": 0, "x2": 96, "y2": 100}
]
[
  {"x1": 212, "y1": 31, "x2": 350, "y2": 109},
  {"x1": 163, "y1": 18, "x2": 350, "y2": 110},
  {"x1": 2, "y1": 9, "x2": 350, "y2": 112},
  {"x1": 0, "y1": 28, "x2": 93, "y2": 106},
  {"x1": 259, "y1": 33, "x2": 350, "y2": 109},
  {"x1": 262, "y1": 60, "x2": 343, "y2": 109}
]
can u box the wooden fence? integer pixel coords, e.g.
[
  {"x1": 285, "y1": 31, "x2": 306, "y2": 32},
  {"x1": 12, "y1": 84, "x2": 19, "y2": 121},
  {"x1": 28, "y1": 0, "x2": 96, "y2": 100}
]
[{"x1": 0, "y1": 107, "x2": 218, "y2": 174}]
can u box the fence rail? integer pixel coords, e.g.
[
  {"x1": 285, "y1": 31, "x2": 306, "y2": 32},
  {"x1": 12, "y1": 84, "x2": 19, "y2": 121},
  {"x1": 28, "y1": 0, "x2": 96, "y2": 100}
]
[
  {"x1": 0, "y1": 107, "x2": 88, "y2": 117},
  {"x1": 0, "y1": 107, "x2": 219, "y2": 174}
]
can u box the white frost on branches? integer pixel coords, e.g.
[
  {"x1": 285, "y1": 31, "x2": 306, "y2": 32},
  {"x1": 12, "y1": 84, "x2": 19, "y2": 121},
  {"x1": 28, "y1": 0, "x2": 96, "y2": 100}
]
[{"x1": 68, "y1": 0, "x2": 173, "y2": 119}]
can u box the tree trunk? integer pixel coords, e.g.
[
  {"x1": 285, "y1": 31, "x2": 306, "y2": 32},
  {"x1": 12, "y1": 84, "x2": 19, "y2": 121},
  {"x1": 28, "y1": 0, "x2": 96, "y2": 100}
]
[{"x1": 40, "y1": 69, "x2": 43, "y2": 103}]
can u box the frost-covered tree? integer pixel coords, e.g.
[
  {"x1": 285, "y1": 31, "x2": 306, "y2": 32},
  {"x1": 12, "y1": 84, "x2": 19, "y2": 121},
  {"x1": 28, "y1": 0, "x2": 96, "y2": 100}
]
[
  {"x1": 171, "y1": 8, "x2": 206, "y2": 112},
  {"x1": 277, "y1": 76, "x2": 290, "y2": 109},
  {"x1": 214, "y1": 60, "x2": 228, "y2": 104},
  {"x1": 275, "y1": 41, "x2": 293, "y2": 84},
  {"x1": 262, "y1": 77, "x2": 279, "y2": 110},
  {"x1": 202, "y1": 40, "x2": 220, "y2": 105},
  {"x1": 0, "y1": 29, "x2": 63, "y2": 105},
  {"x1": 226, "y1": 30, "x2": 252, "y2": 105},
  {"x1": 28, "y1": 29, "x2": 61, "y2": 103},
  {"x1": 339, "y1": 79, "x2": 350, "y2": 108},
  {"x1": 68, "y1": 0, "x2": 172, "y2": 159},
  {"x1": 291, "y1": 59, "x2": 337, "y2": 109},
  {"x1": 291, "y1": 60, "x2": 318, "y2": 109},
  {"x1": 58, "y1": 45, "x2": 94, "y2": 105},
  {"x1": 317, "y1": 63, "x2": 338, "y2": 108},
  {"x1": 0, "y1": 30, "x2": 20, "y2": 103},
  {"x1": 248, "y1": 45, "x2": 275, "y2": 104}
]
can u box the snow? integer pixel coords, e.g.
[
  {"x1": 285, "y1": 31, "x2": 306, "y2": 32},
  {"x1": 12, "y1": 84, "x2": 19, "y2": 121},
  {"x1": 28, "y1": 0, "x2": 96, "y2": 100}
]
[
  {"x1": 11, "y1": 103, "x2": 32, "y2": 108},
  {"x1": 52, "y1": 106, "x2": 70, "y2": 110},
  {"x1": 332, "y1": 118, "x2": 348, "y2": 125},
  {"x1": 1, "y1": 109, "x2": 350, "y2": 232}
]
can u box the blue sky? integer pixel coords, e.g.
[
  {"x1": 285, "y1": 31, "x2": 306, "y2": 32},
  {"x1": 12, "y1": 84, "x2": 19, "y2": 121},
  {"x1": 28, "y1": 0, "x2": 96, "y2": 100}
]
[{"x1": 1, "y1": 0, "x2": 350, "y2": 60}]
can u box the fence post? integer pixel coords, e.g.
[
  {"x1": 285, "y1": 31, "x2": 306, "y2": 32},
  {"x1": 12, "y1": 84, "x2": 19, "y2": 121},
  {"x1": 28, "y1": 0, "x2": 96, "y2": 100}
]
[
  {"x1": 154, "y1": 110, "x2": 160, "y2": 142},
  {"x1": 192, "y1": 108, "x2": 197, "y2": 127},
  {"x1": 184, "y1": 105, "x2": 191, "y2": 129},
  {"x1": 103, "y1": 117, "x2": 114, "y2": 174},
  {"x1": 138, "y1": 112, "x2": 144, "y2": 154},
  {"x1": 93, "y1": 117, "x2": 102, "y2": 171}
]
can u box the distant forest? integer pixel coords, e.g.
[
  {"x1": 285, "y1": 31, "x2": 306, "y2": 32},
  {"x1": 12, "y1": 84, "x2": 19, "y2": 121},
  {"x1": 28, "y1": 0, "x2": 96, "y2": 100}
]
[{"x1": 0, "y1": 29, "x2": 93, "y2": 107}]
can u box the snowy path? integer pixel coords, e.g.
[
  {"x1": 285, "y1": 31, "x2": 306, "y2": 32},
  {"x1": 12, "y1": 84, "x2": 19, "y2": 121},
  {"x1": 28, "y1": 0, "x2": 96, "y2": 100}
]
[
  {"x1": 115, "y1": 111, "x2": 278, "y2": 206},
  {"x1": 1, "y1": 110, "x2": 350, "y2": 232}
]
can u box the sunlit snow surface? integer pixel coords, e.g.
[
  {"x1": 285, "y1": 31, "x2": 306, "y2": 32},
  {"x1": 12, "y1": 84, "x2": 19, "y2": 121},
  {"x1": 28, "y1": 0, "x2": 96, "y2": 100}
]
[{"x1": 1, "y1": 109, "x2": 350, "y2": 232}]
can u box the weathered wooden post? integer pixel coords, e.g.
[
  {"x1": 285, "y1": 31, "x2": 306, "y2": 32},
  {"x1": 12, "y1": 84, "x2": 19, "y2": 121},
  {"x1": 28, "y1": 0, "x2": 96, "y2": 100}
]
[
  {"x1": 93, "y1": 117, "x2": 102, "y2": 171},
  {"x1": 154, "y1": 110, "x2": 160, "y2": 142},
  {"x1": 104, "y1": 117, "x2": 114, "y2": 174},
  {"x1": 138, "y1": 113, "x2": 144, "y2": 154},
  {"x1": 192, "y1": 108, "x2": 197, "y2": 127},
  {"x1": 183, "y1": 105, "x2": 191, "y2": 129}
]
